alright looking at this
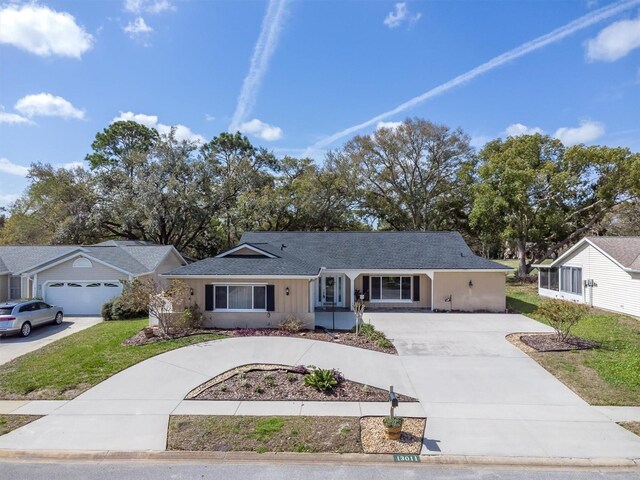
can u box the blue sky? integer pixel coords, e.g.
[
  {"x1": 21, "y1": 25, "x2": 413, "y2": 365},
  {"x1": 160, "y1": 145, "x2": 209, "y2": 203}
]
[{"x1": 1, "y1": 0, "x2": 639, "y2": 207}]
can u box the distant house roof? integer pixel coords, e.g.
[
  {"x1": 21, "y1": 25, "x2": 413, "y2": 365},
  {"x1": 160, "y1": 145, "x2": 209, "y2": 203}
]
[
  {"x1": 588, "y1": 236, "x2": 640, "y2": 271},
  {"x1": 166, "y1": 231, "x2": 510, "y2": 277},
  {"x1": 0, "y1": 242, "x2": 181, "y2": 276}
]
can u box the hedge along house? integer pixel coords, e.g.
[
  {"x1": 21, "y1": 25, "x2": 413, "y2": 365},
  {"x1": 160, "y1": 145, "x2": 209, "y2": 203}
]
[
  {"x1": 535, "y1": 236, "x2": 640, "y2": 318},
  {"x1": 0, "y1": 241, "x2": 186, "y2": 315},
  {"x1": 163, "y1": 231, "x2": 511, "y2": 330}
]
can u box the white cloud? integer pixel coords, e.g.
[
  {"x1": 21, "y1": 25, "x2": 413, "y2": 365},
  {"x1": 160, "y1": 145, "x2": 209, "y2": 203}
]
[
  {"x1": 14, "y1": 93, "x2": 85, "y2": 120},
  {"x1": 586, "y1": 16, "x2": 640, "y2": 62},
  {"x1": 0, "y1": 158, "x2": 29, "y2": 177},
  {"x1": 123, "y1": 17, "x2": 153, "y2": 38},
  {"x1": 376, "y1": 121, "x2": 402, "y2": 130},
  {"x1": 0, "y1": 110, "x2": 32, "y2": 125},
  {"x1": 0, "y1": 4, "x2": 93, "y2": 58},
  {"x1": 124, "y1": 0, "x2": 174, "y2": 14},
  {"x1": 113, "y1": 111, "x2": 206, "y2": 143},
  {"x1": 308, "y1": 0, "x2": 637, "y2": 151},
  {"x1": 383, "y1": 3, "x2": 421, "y2": 29},
  {"x1": 238, "y1": 118, "x2": 283, "y2": 141},
  {"x1": 554, "y1": 120, "x2": 605, "y2": 146},
  {"x1": 0, "y1": 193, "x2": 21, "y2": 208},
  {"x1": 205, "y1": 114, "x2": 216, "y2": 122},
  {"x1": 229, "y1": 0, "x2": 289, "y2": 132},
  {"x1": 505, "y1": 123, "x2": 543, "y2": 137},
  {"x1": 61, "y1": 161, "x2": 85, "y2": 170}
]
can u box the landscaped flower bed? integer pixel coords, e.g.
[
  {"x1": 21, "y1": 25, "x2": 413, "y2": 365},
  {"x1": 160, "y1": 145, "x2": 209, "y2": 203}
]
[{"x1": 186, "y1": 363, "x2": 417, "y2": 402}]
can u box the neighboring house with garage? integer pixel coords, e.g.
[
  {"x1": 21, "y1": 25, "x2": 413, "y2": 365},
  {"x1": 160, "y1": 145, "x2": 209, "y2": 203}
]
[
  {"x1": 535, "y1": 236, "x2": 640, "y2": 318},
  {"x1": 163, "y1": 231, "x2": 511, "y2": 330},
  {"x1": 0, "y1": 241, "x2": 186, "y2": 315}
]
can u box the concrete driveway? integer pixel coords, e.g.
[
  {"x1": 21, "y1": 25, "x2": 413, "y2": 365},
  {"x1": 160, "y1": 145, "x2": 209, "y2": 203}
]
[
  {"x1": 368, "y1": 312, "x2": 640, "y2": 459},
  {"x1": 0, "y1": 317, "x2": 102, "y2": 366}
]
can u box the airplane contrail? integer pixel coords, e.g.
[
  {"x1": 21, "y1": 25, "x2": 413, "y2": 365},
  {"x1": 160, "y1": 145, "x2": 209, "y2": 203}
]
[
  {"x1": 229, "y1": 0, "x2": 288, "y2": 132},
  {"x1": 308, "y1": 0, "x2": 640, "y2": 151}
]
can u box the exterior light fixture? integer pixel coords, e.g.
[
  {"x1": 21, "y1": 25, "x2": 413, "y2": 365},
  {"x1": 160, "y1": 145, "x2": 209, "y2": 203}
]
[
  {"x1": 189, "y1": 287, "x2": 194, "y2": 296},
  {"x1": 285, "y1": 287, "x2": 290, "y2": 296},
  {"x1": 468, "y1": 280, "x2": 473, "y2": 288}
]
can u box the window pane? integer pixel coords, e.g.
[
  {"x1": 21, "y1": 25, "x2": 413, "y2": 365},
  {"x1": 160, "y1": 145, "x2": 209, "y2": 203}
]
[
  {"x1": 253, "y1": 286, "x2": 266, "y2": 309},
  {"x1": 215, "y1": 286, "x2": 227, "y2": 309},
  {"x1": 573, "y1": 268, "x2": 582, "y2": 294},
  {"x1": 229, "y1": 286, "x2": 252, "y2": 309},
  {"x1": 371, "y1": 277, "x2": 381, "y2": 300},
  {"x1": 401, "y1": 277, "x2": 411, "y2": 300},
  {"x1": 540, "y1": 269, "x2": 549, "y2": 289},
  {"x1": 549, "y1": 268, "x2": 559, "y2": 291},
  {"x1": 561, "y1": 268, "x2": 571, "y2": 293},
  {"x1": 382, "y1": 277, "x2": 401, "y2": 300}
]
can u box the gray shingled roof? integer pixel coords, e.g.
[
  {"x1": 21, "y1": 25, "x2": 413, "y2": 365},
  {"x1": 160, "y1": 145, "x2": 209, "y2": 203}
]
[
  {"x1": 166, "y1": 231, "x2": 509, "y2": 276},
  {"x1": 588, "y1": 236, "x2": 640, "y2": 271},
  {"x1": 0, "y1": 244, "x2": 178, "y2": 276}
]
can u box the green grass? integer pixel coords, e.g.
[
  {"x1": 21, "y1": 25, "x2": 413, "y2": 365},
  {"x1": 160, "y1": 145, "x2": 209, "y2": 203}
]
[
  {"x1": 0, "y1": 319, "x2": 226, "y2": 400},
  {"x1": 168, "y1": 415, "x2": 362, "y2": 453},
  {"x1": 507, "y1": 282, "x2": 640, "y2": 405}
]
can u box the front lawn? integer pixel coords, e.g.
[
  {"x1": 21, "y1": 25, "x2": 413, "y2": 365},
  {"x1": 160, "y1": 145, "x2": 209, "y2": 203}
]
[
  {"x1": 507, "y1": 282, "x2": 640, "y2": 406},
  {"x1": 0, "y1": 320, "x2": 226, "y2": 400},
  {"x1": 168, "y1": 415, "x2": 362, "y2": 453}
]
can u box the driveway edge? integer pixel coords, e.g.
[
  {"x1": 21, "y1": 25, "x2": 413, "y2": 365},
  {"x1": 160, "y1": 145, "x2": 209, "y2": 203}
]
[{"x1": 0, "y1": 449, "x2": 638, "y2": 469}]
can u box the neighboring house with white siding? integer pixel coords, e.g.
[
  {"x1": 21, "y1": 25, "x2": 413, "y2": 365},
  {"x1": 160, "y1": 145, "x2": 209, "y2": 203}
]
[
  {"x1": 535, "y1": 237, "x2": 640, "y2": 318},
  {"x1": 0, "y1": 241, "x2": 186, "y2": 315}
]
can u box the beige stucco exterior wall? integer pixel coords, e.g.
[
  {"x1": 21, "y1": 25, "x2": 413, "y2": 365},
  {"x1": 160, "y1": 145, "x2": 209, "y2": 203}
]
[
  {"x1": 354, "y1": 273, "x2": 432, "y2": 309},
  {"x1": 149, "y1": 251, "x2": 185, "y2": 285},
  {"x1": 35, "y1": 256, "x2": 128, "y2": 297},
  {"x1": 432, "y1": 271, "x2": 506, "y2": 312},
  {"x1": 183, "y1": 277, "x2": 313, "y2": 329},
  {"x1": 0, "y1": 274, "x2": 8, "y2": 302}
]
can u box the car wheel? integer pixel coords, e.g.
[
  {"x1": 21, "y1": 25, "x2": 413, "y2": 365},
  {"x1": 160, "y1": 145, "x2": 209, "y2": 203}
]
[
  {"x1": 55, "y1": 312, "x2": 63, "y2": 325},
  {"x1": 20, "y1": 322, "x2": 32, "y2": 337}
]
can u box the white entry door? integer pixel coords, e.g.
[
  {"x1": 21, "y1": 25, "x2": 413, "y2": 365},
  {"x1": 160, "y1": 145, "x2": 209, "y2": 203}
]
[
  {"x1": 319, "y1": 275, "x2": 343, "y2": 307},
  {"x1": 45, "y1": 281, "x2": 123, "y2": 315}
]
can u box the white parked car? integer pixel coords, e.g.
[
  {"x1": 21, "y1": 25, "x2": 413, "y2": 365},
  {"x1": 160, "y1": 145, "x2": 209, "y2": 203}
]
[{"x1": 0, "y1": 300, "x2": 64, "y2": 337}]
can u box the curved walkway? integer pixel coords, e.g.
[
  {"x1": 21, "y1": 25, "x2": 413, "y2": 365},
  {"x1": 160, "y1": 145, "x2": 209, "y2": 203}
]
[{"x1": 0, "y1": 337, "x2": 415, "y2": 451}]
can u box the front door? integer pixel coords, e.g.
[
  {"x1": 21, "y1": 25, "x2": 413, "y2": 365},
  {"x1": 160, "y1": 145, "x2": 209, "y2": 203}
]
[{"x1": 319, "y1": 275, "x2": 343, "y2": 307}]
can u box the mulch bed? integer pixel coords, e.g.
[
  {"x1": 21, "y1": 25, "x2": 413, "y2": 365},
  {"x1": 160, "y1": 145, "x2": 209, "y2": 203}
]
[
  {"x1": 519, "y1": 333, "x2": 599, "y2": 352},
  {"x1": 123, "y1": 326, "x2": 397, "y2": 355},
  {"x1": 0, "y1": 415, "x2": 42, "y2": 436},
  {"x1": 121, "y1": 327, "x2": 222, "y2": 346},
  {"x1": 187, "y1": 364, "x2": 417, "y2": 402},
  {"x1": 360, "y1": 417, "x2": 426, "y2": 454}
]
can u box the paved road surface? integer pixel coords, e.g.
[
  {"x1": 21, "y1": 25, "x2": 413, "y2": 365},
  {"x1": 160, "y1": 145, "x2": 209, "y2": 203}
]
[{"x1": 0, "y1": 461, "x2": 638, "y2": 480}]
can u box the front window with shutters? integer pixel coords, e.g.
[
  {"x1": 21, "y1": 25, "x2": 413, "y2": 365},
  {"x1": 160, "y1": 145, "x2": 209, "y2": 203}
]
[
  {"x1": 369, "y1": 276, "x2": 412, "y2": 302},
  {"x1": 214, "y1": 285, "x2": 267, "y2": 311}
]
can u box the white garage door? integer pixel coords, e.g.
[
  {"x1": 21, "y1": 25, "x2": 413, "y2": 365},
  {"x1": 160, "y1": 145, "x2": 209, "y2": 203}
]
[{"x1": 45, "y1": 282, "x2": 123, "y2": 315}]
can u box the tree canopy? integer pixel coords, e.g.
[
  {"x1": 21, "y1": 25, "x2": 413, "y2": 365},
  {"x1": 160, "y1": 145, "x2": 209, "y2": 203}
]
[{"x1": 1, "y1": 118, "x2": 638, "y2": 266}]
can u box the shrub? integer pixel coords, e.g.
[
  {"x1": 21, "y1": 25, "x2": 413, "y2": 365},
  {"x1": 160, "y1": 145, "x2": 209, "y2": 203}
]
[
  {"x1": 304, "y1": 367, "x2": 339, "y2": 392},
  {"x1": 279, "y1": 315, "x2": 305, "y2": 333},
  {"x1": 383, "y1": 416, "x2": 403, "y2": 428},
  {"x1": 101, "y1": 297, "x2": 146, "y2": 321},
  {"x1": 356, "y1": 323, "x2": 393, "y2": 349},
  {"x1": 536, "y1": 299, "x2": 589, "y2": 341}
]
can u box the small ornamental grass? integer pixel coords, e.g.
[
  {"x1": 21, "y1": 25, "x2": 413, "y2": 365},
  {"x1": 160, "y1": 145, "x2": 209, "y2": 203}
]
[
  {"x1": 356, "y1": 323, "x2": 393, "y2": 349},
  {"x1": 382, "y1": 416, "x2": 403, "y2": 428},
  {"x1": 303, "y1": 366, "x2": 343, "y2": 392}
]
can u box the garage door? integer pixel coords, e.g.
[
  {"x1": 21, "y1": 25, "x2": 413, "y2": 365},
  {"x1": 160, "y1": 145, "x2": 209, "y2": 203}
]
[{"x1": 44, "y1": 282, "x2": 123, "y2": 315}]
